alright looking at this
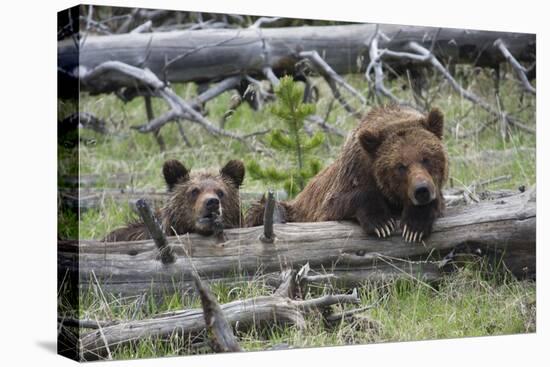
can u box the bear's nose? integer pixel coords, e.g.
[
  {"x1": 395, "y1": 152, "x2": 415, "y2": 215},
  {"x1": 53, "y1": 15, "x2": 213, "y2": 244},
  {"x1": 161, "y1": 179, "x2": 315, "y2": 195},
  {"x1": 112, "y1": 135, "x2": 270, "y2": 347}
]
[
  {"x1": 206, "y1": 198, "x2": 220, "y2": 211},
  {"x1": 414, "y1": 184, "x2": 432, "y2": 205}
]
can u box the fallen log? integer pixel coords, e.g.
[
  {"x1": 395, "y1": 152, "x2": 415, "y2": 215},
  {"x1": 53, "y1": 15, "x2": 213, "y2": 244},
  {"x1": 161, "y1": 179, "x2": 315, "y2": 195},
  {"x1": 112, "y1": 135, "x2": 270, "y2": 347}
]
[
  {"x1": 58, "y1": 189, "x2": 536, "y2": 297},
  {"x1": 77, "y1": 266, "x2": 360, "y2": 360},
  {"x1": 59, "y1": 24, "x2": 535, "y2": 95}
]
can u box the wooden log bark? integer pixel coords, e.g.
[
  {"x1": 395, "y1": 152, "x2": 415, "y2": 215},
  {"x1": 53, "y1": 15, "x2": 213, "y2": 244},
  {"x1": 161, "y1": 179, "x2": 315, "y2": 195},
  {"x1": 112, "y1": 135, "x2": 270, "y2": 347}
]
[
  {"x1": 59, "y1": 24, "x2": 535, "y2": 94},
  {"x1": 58, "y1": 189, "x2": 536, "y2": 297}
]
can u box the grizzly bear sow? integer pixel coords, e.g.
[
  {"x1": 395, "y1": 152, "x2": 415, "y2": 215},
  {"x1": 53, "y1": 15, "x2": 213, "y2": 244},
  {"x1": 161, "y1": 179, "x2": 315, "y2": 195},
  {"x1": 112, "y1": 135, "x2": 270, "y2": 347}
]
[
  {"x1": 245, "y1": 105, "x2": 448, "y2": 243},
  {"x1": 104, "y1": 159, "x2": 245, "y2": 242}
]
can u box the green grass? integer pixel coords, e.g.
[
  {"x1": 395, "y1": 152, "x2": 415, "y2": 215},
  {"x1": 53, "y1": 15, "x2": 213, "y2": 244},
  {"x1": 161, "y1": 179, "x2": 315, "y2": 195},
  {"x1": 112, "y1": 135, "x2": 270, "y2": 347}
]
[
  {"x1": 61, "y1": 65, "x2": 536, "y2": 359},
  {"x1": 58, "y1": 263, "x2": 535, "y2": 359}
]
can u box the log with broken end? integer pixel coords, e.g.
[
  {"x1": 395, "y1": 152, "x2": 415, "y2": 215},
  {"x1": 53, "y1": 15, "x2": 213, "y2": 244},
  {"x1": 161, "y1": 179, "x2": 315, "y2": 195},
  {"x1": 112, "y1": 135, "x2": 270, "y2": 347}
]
[
  {"x1": 59, "y1": 24, "x2": 535, "y2": 93},
  {"x1": 58, "y1": 189, "x2": 536, "y2": 297}
]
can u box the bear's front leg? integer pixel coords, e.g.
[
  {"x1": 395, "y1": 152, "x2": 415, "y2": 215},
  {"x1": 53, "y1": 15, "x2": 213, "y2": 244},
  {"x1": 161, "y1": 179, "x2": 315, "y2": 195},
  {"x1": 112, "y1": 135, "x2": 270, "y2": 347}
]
[
  {"x1": 354, "y1": 191, "x2": 397, "y2": 239},
  {"x1": 400, "y1": 198, "x2": 441, "y2": 243}
]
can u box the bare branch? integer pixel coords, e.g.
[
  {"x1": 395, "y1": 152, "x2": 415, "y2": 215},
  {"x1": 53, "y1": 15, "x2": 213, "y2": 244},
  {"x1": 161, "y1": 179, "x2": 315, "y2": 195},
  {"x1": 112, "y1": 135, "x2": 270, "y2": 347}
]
[
  {"x1": 494, "y1": 39, "x2": 536, "y2": 95},
  {"x1": 274, "y1": 268, "x2": 298, "y2": 298},
  {"x1": 407, "y1": 42, "x2": 534, "y2": 134},
  {"x1": 262, "y1": 67, "x2": 280, "y2": 87},
  {"x1": 300, "y1": 50, "x2": 366, "y2": 119},
  {"x1": 191, "y1": 271, "x2": 242, "y2": 353},
  {"x1": 116, "y1": 8, "x2": 139, "y2": 34},
  {"x1": 366, "y1": 30, "x2": 411, "y2": 106},
  {"x1": 130, "y1": 20, "x2": 153, "y2": 34},
  {"x1": 194, "y1": 76, "x2": 242, "y2": 105},
  {"x1": 135, "y1": 199, "x2": 175, "y2": 264},
  {"x1": 80, "y1": 61, "x2": 266, "y2": 150},
  {"x1": 250, "y1": 17, "x2": 281, "y2": 28},
  {"x1": 293, "y1": 288, "x2": 360, "y2": 312},
  {"x1": 306, "y1": 114, "x2": 345, "y2": 137},
  {"x1": 261, "y1": 191, "x2": 276, "y2": 243},
  {"x1": 58, "y1": 316, "x2": 117, "y2": 330},
  {"x1": 144, "y1": 96, "x2": 166, "y2": 151}
]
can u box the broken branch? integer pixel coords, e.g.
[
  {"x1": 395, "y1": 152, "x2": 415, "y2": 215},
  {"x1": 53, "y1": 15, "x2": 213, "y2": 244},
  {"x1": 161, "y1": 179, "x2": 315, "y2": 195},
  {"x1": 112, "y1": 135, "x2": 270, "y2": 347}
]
[
  {"x1": 407, "y1": 41, "x2": 533, "y2": 134},
  {"x1": 135, "y1": 199, "x2": 175, "y2": 264},
  {"x1": 494, "y1": 39, "x2": 536, "y2": 95},
  {"x1": 192, "y1": 271, "x2": 242, "y2": 353},
  {"x1": 79, "y1": 60, "x2": 265, "y2": 150},
  {"x1": 78, "y1": 263, "x2": 357, "y2": 361},
  {"x1": 300, "y1": 50, "x2": 365, "y2": 118},
  {"x1": 261, "y1": 190, "x2": 275, "y2": 243}
]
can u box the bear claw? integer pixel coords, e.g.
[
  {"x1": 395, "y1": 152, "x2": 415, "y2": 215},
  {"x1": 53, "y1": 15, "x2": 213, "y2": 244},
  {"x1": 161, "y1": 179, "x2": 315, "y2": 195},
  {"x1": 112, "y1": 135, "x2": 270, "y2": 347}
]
[
  {"x1": 370, "y1": 219, "x2": 396, "y2": 239},
  {"x1": 402, "y1": 226, "x2": 424, "y2": 243}
]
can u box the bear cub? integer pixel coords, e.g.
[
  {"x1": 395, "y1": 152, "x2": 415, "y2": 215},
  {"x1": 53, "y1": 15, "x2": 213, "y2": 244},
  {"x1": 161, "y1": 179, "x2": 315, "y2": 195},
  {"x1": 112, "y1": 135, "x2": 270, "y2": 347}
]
[{"x1": 104, "y1": 159, "x2": 245, "y2": 242}]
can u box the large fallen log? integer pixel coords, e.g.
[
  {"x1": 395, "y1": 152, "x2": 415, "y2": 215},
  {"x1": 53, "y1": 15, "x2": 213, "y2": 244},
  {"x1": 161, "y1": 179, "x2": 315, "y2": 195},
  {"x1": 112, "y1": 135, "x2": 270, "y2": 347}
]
[
  {"x1": 59, "y1": 24, "x2": 535, "y2": 95},
  {"x1": 58, "y1": 188, "x2": 536, "y2": 297}
]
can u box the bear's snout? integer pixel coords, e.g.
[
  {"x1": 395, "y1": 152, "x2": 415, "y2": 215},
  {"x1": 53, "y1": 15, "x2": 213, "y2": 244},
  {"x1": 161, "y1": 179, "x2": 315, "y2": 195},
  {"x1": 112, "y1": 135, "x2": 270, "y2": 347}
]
[
  {"x1": 205, "y1": 197, "x2": 220, "y2": 212},
  {"x1": 195, "y1": 194, "x2": 223, "y2": 234},
  {"x1": 413, "y1": 183, "x2": 433, "y2": 205},
  {"x1": 408, "y1": 167, "x2": 436, "y2": 206}
]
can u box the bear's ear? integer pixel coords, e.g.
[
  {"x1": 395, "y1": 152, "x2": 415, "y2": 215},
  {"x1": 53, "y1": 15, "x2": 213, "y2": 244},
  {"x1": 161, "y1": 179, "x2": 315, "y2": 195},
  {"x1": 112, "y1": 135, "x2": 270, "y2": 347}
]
[
  {"x1": 358, "y1": 128, "x2": 382, "y2": 155},
  {"x1": 220, "y1": 160, "x2": 245, "y2": 188},
  {"x1": 163, "y1": 160, "x2": 189, "y2": 191},
  {"x1": 424, "y1": 108, "x2": 444, "y2": 139}
]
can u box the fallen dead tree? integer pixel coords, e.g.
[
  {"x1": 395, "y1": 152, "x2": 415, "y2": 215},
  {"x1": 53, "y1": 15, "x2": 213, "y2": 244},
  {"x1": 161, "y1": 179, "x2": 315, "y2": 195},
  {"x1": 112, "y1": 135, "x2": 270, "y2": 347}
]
[
  {"x1": 58, "y1": 188, "x2": 536, "y2": 297},
  {"x1": 60, "y1": 24, "x2": 535, "y2": 93},
  {"x1": 76, "y1": 265, "x2": 361, "y2": 360},
  {"x1": 59, "y1": 23, "x2": 535, "y2": 148}
]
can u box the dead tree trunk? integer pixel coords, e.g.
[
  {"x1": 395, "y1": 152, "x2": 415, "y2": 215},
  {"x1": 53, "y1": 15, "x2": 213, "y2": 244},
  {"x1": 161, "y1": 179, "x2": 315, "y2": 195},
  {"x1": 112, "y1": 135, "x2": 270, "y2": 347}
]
[
  {"x1": 59, "y1": 24, "x2": 535, "y2": 95},
  {"x1": 60, "y1": 24, "x2": 534, "y2": 142},
  {"x1": 58, "y1": 189, "x2": 536, "y2": 297}
]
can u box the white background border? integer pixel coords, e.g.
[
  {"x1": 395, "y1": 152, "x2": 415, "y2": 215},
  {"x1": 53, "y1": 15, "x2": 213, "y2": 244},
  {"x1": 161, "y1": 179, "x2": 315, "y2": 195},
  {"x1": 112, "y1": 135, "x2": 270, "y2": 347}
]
[{"x1": 0, "y1": 0, "x2": 545, "y2": 365}]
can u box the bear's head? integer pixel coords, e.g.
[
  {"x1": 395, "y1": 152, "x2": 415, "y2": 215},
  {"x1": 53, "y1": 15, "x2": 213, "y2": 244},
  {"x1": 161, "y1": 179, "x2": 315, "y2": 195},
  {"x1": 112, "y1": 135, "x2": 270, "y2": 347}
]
[
  {"x1": 161, "y1": 159, "x2": 245, "y2": 235},
  {"x1": 358, "y1": 108, "x2": 448, "y2": 206}
]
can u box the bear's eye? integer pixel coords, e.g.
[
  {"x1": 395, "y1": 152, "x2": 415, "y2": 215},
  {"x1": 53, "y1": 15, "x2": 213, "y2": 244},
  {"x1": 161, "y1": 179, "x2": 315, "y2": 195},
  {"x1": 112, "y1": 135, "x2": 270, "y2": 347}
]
[
  {"x1": 216, "y1": 189, "x2": 224, "y2": 198},
  {"x1": 422, "y1": 157, "x2": 430, "y2": 166},
  {"x1": 190, "y1": 188, "x2": 200, "y2": 197},
  {"x1": 397, "y1": 164, "x2": 407, "y2": 174}
]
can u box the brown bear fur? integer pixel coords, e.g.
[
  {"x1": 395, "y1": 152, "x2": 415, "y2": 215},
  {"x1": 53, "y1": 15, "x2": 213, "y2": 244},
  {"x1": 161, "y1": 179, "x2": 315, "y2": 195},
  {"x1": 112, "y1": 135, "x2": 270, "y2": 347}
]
[
  {"x1": 245, "y1": 105, "x2": 448, "y2": 242},
  {"x1": 104, "y1": 159, "x2": 245, "y2": 242},
  {"x1": 244, "y1": 194, "x2": 293, "y2": 227}
]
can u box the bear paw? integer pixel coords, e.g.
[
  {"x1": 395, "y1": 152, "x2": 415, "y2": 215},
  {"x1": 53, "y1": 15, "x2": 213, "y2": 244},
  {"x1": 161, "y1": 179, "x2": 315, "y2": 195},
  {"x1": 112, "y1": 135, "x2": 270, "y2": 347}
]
[
  {"x1": 364, "y1": 217, "x2": 397, "y2": 239},
  {"x1": 401, "y1": 201, "x2": 438, "y2": 243},
  {"x1": 401, "y1": 219, "x2": 434, "y2": 243},
  {"x1": 402, "y1": 224, "x2": 423, "y2": 243}
]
